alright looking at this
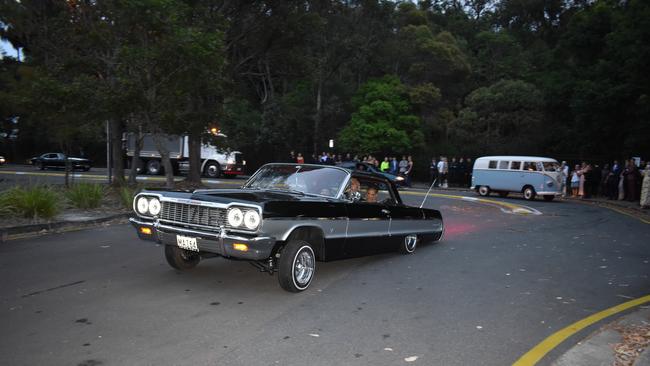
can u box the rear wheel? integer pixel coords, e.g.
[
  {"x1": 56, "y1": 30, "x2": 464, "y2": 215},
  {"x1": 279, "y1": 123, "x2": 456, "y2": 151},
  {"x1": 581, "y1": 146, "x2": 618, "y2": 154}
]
[
  {"x1": 164, "y1": 245, "x2": 200, "y2": 270},
  {"x1": 543, "y1": 195, "x2": 555, "y2": 202},
  {"x1": 278, "y1": 240, "x2": 315, "y2": 292},
  {"x1": 523, "y1": 186, "x2": 536, "y2": 201},
  {"x1": 478, "y1": 186, "x2": 490, "y2": 197},
  {"x1": 146, "y1": 160, "x2": 162, "y2": 175},
  {"x1": 399, "y1": 234, "x2": 418, "y2": 254}
]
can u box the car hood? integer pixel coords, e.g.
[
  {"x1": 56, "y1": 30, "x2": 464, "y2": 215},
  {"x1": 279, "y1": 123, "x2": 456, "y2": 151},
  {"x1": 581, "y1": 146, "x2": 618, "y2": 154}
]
[{"x1": 190, "y1": 189, "x2": 334, "y2": 205}]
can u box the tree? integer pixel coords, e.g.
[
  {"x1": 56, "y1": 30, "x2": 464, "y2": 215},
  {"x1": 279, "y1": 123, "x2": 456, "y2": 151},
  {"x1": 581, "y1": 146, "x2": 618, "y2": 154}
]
[
  {"x1": 338, "y1": 75, "x2": 424, "y2": 154},
  {"x1": 450, "y1": 79, "x2": 544, "y2": 155}
]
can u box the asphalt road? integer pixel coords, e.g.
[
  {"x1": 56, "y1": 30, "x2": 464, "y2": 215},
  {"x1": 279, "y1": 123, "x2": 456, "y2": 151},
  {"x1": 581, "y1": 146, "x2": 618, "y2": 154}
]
[{"x1": 1, "y1": 187, "x2": 649, "y2": 365}]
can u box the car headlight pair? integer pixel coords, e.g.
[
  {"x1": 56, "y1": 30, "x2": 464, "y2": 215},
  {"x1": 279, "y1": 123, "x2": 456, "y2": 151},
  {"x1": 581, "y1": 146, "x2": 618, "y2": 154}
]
[
  {"x1": 227, "y1": 207, "x2": 260, "y2": 230},
  {"x1": 135, "y1": 196, "x2": 161, "y2": 216}
]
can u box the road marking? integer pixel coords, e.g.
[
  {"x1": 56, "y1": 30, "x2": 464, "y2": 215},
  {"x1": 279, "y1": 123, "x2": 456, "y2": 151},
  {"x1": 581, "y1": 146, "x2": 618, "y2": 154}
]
[
  {"x1": 512, "y1": 294, "x2": 650, "y2": 365},
  {"x1": 401, "y1": 191, "x2": 542, "y2": 216},
  {"x1": 596, "y1": 204, "x2": 650, "y2": 225}
]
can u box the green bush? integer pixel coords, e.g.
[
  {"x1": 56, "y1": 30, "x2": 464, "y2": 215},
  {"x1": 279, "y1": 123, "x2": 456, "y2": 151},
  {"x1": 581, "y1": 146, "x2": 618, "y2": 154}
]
[
  {"x1": 65, "y1": 183, "x2": 104, "y2": 209},
  {"x1": 0, "y1": 186, "x2": 61, "y2": 219},
  {"x1": 118, "y1": 186, "x2": 139, "y2": 210}
]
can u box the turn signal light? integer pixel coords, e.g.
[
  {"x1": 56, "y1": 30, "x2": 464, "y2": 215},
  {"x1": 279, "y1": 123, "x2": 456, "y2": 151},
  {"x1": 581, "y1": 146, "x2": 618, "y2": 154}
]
[
  {"x1": 140, "y1": 227, "x2": 153, "y2": 235},
  {"x1": 233, "y1": 243, "x2": 249, "y2": 252}
]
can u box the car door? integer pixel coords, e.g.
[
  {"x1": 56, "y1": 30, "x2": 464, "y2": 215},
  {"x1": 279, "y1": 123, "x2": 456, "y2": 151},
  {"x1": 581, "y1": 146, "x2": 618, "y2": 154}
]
[
  {"x1": 42, "y1": 153, "x2": 57, "y2": 167},
  {"x1": 344, "y1": 202, "x2": 391, "y2": 257}
]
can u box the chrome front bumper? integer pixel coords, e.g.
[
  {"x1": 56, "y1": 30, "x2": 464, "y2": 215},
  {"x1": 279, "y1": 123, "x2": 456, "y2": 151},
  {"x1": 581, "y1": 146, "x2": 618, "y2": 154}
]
[{"x1": 129, "y1": 217, "x2": 276, "y2": 260}]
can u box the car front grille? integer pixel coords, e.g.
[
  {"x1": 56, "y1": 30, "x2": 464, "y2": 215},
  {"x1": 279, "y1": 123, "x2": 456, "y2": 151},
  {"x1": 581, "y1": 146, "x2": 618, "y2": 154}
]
[{"x1": 160, "y1": 201, "x2": 226, "y2": 228}]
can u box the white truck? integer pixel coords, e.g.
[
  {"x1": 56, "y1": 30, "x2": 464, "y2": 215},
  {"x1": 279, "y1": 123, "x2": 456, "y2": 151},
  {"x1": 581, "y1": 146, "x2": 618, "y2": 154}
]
[{"x1": 124, "y1": 133, "x2": 245, "y2": 178}]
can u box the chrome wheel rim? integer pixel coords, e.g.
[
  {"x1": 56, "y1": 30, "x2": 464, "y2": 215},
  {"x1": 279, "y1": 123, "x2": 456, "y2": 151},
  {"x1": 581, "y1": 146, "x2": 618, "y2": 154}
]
[
  {"x1": 524, "y1": 189, "x2": 532, "y2": 199},
  {"x1": 293, "y1": 247, "x2": 314, "y2": 287},
  {"x1": 479, "y1": 186, "x2": 488, "y2": 196},
  {"x1": 405, "y1": 235, "x2": 417, "y2": 252},
  {"x1": 207, "y1": 165, "x2": 218, "y2": 177}
]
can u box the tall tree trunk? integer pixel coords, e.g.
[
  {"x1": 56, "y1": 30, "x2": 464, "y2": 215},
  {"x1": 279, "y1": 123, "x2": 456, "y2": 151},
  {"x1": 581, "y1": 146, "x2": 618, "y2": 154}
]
[
  {"x1": 313, "y1": 77, "x2": 323, "y2": 155},
  {"x1": 110, "y1": 118, "x2": 125, "y2": 186},
  {"x1": 128, "y1": 128, "x2": 143, "y2": 185},
  {"x1": 187, "y1": 131, "x2": 203, "y2": 185},
  {"x1": 151, "y1": 134, "x2": 175, "y2": 189}
]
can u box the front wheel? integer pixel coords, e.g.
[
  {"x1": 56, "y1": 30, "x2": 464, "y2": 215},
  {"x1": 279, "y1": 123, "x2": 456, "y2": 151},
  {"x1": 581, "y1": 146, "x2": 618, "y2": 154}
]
[
  {"x1": 164, "y1": 245, "x2": 200, "y2": 270},
  {"x1": 278, "y1": 240, "x2": 315, "y2": 292},
  {"x1": 39, "y1": 162, "x2": 45, "y2": 170},
  {"x1": 523, "y1": 186, "x2": 536, "y2": 201},
  {"x1": 146, "y1": 160, "x2": 162, "y2": 175},
  {"x1": 478, "y1": 186, "x2": 490, "y2": 197},
  {"x1": 204, "y1": 162, "x2": 221, "y2": 178},
  {"x1": 543, "y1": 195, "x2": 555, "y2": 202}
]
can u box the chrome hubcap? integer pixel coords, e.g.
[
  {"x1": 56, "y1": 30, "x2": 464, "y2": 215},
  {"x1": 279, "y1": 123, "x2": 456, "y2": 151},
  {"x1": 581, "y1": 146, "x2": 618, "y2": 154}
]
[
  {"x1": 405, "y1": 235, "x2": 417, "y2": 252},
  {"x1": 294, "y1": 249, "x2": 314, "y2": 286}
]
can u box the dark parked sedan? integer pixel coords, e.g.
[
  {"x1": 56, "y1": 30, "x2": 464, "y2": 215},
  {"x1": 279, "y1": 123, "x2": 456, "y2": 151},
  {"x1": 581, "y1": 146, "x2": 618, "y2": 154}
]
[
  {"x1": 130, "y1": 163, "x2": 444, "y2": 292},
  {"x1": 30, "y1": 153, "x2": 92, "y2": 171},
  {"x1": 336, "y1": 161, "x2": 406, "y2": 186}
]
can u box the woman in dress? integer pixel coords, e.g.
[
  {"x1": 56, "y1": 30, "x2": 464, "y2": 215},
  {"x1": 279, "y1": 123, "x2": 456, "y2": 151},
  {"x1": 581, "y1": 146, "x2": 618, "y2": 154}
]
[{"x1": 571, "y1": 165, "x2": 581, "y2": 197}]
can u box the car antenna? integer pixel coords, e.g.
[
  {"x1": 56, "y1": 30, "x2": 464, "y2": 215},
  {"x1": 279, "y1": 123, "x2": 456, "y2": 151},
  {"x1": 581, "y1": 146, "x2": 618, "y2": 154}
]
[{"x1": 419, "y1": 178, "x2": 437, "y2": 208}]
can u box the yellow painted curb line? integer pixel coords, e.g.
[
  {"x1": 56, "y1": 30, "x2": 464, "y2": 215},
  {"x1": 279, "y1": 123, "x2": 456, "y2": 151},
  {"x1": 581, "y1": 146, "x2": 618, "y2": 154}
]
[
  {"x1": 513, "y1": 294, "x2": 650, "y2": 365},
  {"x1": 401, "y1": 191, "x2": 541, "y2": 215},
  {"x1": 597, "y1": 205, "x2": 650, "y2": 225}
]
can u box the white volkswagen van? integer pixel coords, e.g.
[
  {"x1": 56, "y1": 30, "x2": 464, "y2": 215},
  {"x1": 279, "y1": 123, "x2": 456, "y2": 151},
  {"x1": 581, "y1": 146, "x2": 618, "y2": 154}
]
[{"x1": 471, "y1": 156, "x2": 562, "y2": 201}]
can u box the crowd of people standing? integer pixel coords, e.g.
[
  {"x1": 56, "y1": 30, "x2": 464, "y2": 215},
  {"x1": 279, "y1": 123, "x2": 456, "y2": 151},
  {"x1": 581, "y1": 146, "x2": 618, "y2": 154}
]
[
  {"x1": 561, "y1": 159, "x2": 650, "y2": 208},
  {"x1": 284, "y1": 150, "x2": 650, "y2": 209}
]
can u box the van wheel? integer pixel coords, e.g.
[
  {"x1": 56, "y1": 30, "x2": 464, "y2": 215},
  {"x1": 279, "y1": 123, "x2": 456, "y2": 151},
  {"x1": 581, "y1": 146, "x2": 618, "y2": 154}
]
[
  {"x1": 523, "y1": 186, "x2": 536, "y2": 201},
  {"x1": 146, "y1": 160, "x2": 162, "y2": 175},
  {"x1": 478, "y1": 186, "x2": 490, "y2": 196},
  {"x1": 543, "y1": 195, "x2": 555, "y2": 202},
  {"x1": 498, "y1": 191, "x2": 509, "y2": 198},
  {"x1": 204, "y1": 161, "x2": 221, "y2": 178},
  {"x1": 164, "y1": 245, "x2": 200, "y2": 270}
]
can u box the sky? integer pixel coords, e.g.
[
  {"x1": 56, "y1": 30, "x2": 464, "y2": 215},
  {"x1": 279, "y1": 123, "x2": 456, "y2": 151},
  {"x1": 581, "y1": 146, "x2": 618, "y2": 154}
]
[{"x1": 1, "y1": 39, "x2": 19, "y2": 60}]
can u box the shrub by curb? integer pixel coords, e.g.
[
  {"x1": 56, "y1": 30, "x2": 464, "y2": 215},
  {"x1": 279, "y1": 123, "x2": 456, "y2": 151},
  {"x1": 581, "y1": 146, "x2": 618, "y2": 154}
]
[{"x1": 0, "y1": 213, "x2": 130, "y2": 242}]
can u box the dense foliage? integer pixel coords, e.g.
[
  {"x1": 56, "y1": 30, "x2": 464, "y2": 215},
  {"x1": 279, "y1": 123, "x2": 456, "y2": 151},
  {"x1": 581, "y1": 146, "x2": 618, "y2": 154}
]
[{"x1": 1, "y1": 0, "x2": 648, "y2": 180}]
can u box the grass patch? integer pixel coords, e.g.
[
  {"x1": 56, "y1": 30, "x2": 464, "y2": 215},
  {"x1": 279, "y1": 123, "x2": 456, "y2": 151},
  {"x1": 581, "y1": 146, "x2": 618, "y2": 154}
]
[
  {"x1": 0, "y1": 186, "x2": 61, "y2": 219},
  {"x1": 65, "y1": 183, "x2": 104, "y2": 209},
  {"x1": 118, "y1": 185, "x2": 139, "y2": 210}
]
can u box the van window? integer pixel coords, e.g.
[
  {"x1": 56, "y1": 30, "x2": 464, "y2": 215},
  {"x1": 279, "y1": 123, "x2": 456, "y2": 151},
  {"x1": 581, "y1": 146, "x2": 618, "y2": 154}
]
[
  {"x1": 510, "y1": 161, "x2": 521, "y2": 170},
  {"x1": 498, "y1": 161, "x2": 509, "y2": 169},
  {"x1": 523, "y1": 162, "x2": 537, "y2": 171},
  {"x1": 488, "y1": 160, "x2": 497, "y2": 169}
]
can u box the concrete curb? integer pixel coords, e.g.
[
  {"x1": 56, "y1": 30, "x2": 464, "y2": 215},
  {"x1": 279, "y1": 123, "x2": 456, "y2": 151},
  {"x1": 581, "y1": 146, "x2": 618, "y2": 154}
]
[
  {"x1": 553, "y1": 306, "x2": 650, "y2": 366},
  {"x1": 0, "y1": 212, "x2": 130, "y2": 242}
]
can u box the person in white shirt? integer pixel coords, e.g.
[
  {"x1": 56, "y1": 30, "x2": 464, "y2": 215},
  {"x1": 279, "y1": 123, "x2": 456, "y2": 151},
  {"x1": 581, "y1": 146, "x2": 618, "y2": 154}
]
[{"x1": 437, "y1": 157, "x2": 448, "y2": 188}]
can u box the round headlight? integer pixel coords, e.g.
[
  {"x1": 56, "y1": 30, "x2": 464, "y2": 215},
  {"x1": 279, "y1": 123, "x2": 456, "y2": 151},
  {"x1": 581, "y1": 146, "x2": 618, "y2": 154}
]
[
  {"x1": 136, "y1": 196, "x2": 149, "y2": 215},
  {"x1": 396, "y1": 176, "x2": 405, "y2": 181},
  {"x1": 227, "y1": 208, "x2": 244, "y2": 227},
  {"x1": 243, "y1": 210, "x2": 260, "y2": 230},
  {"x1": 148, "y1": 198, "x2": 161, "y2": 216}
]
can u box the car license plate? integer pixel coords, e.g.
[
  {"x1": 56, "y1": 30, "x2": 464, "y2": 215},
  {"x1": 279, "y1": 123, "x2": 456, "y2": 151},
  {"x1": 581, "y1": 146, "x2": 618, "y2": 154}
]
[{"x1": 176, "y1": 235, "x2": 199, "y2": 252}]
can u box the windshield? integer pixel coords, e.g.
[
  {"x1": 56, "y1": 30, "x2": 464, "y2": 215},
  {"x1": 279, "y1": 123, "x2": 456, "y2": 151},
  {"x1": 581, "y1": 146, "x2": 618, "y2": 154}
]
[
  {"x1": 244, "y1": 164, "x2": 348, "y2": 198},
  {"x1": 542, "y1": 162, "x2": 560, "y2": 172}
]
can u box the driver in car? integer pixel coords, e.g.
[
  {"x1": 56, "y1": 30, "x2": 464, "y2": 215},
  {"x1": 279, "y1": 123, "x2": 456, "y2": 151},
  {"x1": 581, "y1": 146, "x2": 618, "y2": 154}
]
[{"x1": 346, "y1": 178, "x2": 362, "y2": 201}]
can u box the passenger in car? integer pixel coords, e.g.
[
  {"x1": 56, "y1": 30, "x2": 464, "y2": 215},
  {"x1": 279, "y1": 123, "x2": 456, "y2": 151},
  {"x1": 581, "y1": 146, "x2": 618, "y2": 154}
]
[{"x1": 366, "y1": 186, "x2": 378, "y2": 203}]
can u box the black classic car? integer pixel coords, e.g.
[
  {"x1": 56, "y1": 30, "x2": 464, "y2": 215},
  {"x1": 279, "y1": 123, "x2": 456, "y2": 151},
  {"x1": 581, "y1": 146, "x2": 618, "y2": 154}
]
[
  {"x1": 130, "y1": 163, "x2": 444, "y2": 292},
  {"x1": 30, "y1": 153, "x2": 92, "y2": 171}
]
